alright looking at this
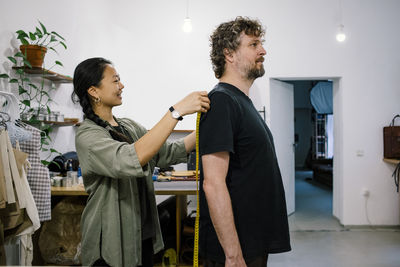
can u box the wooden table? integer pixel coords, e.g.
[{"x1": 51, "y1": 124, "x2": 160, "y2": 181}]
[
  {"x1": 51, "y1": 180, "x2": 198, "y2": 264},
  {"x1": 51, "y1": 184, "x2": 87, "y2": 196},
  {"x1": 153, "y1": 181, "x2": 197, "y2": 264}
]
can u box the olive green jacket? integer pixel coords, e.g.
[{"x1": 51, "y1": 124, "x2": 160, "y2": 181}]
[{"x1": 75, "y1": 118, "x2": 187, "y2": 267}]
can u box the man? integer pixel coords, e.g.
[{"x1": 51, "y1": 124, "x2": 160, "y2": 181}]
[{"x1": 199, "y1": 17, "x2": 291, "y2": 267}]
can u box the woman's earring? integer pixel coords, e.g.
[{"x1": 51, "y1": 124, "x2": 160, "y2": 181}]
[{"x1": 94, "y1": 97, "x2": 101, "y2": 104}]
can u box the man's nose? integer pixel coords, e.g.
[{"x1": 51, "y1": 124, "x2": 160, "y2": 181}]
[{"x1": 260, "y1": 46, "x2": 267, "y2": 56}]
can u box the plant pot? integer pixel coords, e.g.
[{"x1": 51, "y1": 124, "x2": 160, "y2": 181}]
[{"x1": 19, "y1": 44, "x2": 47, "y2": 68}]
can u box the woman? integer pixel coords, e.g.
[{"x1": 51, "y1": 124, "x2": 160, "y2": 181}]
[{"x1": 72, "y1": 57, "x2": 210, "y2": 267}]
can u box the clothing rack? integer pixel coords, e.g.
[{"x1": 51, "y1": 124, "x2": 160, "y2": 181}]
[{"x1": 0, "y1": 90, "x2": 40, "y2": 266}]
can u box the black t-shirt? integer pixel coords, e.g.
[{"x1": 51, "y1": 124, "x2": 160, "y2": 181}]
[{"x1": 199, "y1": 83, "x2": 291, "y2": 262}]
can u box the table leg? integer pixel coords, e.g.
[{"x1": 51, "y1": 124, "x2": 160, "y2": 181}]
[{"x1": 175, "y1": 195, "x2": 187, "y2": 264}]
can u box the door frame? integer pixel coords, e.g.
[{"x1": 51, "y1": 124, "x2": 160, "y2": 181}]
[{"x1": 267, "y1": 76, "x2": 342, "y2": 221}]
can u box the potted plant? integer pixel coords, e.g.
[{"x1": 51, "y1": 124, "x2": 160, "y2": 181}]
[
  {"x1": 0, "y1": 21, "x2": 68, "y2": 166},
  {"x1": 16, "y1": 20, "x2": 67, "y2": 68}
]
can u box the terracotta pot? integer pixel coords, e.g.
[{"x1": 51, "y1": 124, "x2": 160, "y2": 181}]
[{"x1": 19, "y1": 44, "x2": 47, "y2": 68}]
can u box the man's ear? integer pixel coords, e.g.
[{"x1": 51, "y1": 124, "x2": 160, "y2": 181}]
[
  {"x1": 224, "y1": 48, "x2": 234, "y2": 63},
  {"x1": 87, "y1": 86, "x2": 98, "y2": 99}
]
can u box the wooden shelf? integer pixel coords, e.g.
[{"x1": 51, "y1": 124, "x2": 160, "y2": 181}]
[
  {"x1": 12, "y1": 66, "x2": 72, "y2": 83},
  {"x1": 42, "y1": 120, "x2": 80, "y2": 126},
  {"x1": 22, "y1": 118, "x2": 80, "y2": 127},
  {"x1": 383, "y1": 158, "x2": 400, "y2": 164}
]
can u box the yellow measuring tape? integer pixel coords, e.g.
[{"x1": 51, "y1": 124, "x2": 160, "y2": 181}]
[{"x1": 193, "y1": 112, "x2": 201, "y2": 267}]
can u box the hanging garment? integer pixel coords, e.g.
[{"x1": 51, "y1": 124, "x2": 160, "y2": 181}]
[
  {"x1": 0, "y1": 130, "x2": 40, "y2": 266},
  {"x1": 1, "y1": 91, "x2": 38, "y2": 265},
  {"x1": 4, "y1": 132, "x2": 26, "y2": 210},
  {"x1": 0, "y1": 152, "x2": 6, "y2": 209},
  {"x1": 14, "y1": 141, "x2": 40, "y2": 236},
  {"x1": 19, "y1": 125, "x2": 51, "y2": 222},
  {"x1": 0, "y1": 130, "x2": 15, "y2": 204},
  {"x1": 0, "y1": 131, "x2": 33, "y2": 253},
  {"x1": 6, "y1": 121, "x2": 32, "y2": 146},
  {"x1": 20, "y1": 234, "x2": 33, "y2": 266}
]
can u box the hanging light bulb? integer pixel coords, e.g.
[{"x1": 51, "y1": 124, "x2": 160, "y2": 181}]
[
  {"x1": 336, "y1": 0, "x2": 346, "y2": 42},
  {"x1": 182, "y1": 17, "x2": 192, "y2": 33},
  {"x1": 182, "y1": 0, "x2": 192, "y2": 33},
  {"x1": 336, "y1": 24, "x2": 346, "y2": 42}
]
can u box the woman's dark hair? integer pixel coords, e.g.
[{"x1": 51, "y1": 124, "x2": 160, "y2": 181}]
[
  {"x1": 210, "y1": 16, "x2": 265, "y2": 79},
  {"x1": 72, "y1": 57, "x2": 132, "y2": 143},
  {"x1": 72, "y1": 57, "x2": 111, "y2": 128}
]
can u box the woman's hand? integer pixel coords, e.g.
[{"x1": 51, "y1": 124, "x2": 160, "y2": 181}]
[
  {"x1": 134, "y1": 91, "x2": 209, "y2": 167},
  {"x1": 173, "y1": 91, "x2": 210, "y2": 116}
]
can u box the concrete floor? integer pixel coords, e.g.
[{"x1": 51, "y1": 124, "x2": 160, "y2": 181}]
[{"x1": 268, "y1": 170, "x2": 400, "y2": 267}]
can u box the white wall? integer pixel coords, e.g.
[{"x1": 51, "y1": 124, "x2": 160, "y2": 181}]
[{"x1": 1, "y1": 0, "x2": 399, "y2": 225}]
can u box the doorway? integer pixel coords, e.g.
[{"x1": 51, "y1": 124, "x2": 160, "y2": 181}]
[{"x1": 269, "y1": 78, "x2": 342, "y2": 230}]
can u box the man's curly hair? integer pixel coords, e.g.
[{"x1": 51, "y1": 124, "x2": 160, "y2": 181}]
[{"x1": 210, "y1": 16, "x2": 265, "y2": 79}]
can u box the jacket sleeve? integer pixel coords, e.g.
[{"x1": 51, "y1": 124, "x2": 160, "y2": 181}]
[
  {"x1": 155, "y1": 138, "x2": 188, "y2": 168},
  {"x1": 122, "y1": 118, "x2": 188, "y2": 168},
  {"x1": 76, "y1": 125, "x2": 150, "y2": 179}
]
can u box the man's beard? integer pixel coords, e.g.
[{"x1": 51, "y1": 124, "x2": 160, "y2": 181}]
[{"x1": 247, "y1": 64, "x2": 265, "y2": 80}]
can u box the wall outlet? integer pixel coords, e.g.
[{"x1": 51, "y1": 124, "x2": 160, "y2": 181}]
[{"x1": 361, "y1": 188, "x2": 370, "y2": 197}]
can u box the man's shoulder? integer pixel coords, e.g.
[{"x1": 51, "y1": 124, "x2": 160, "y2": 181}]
[
  {"x1": 209, "y1": 83, "x2": 239, "y2": 104},
  {"x1": 209, "y1": 83, "x2": 232, "y2": 95}
]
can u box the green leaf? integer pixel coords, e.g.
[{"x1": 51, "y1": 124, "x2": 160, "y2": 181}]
[
  {"x1": 50, "y1": 35, "x2": 57, "y2": 43},
  {"x1": 16, "y1": 31, "x2": 29, "y2": 39},
  {"x1": 7, "y1": 56, "x2": 17, "y2": 64},
  {"x1": 41, "y1": 160, "x2": 50, "y2": 166},
  {"x1": 21, "y1": 100, "x2": 31, "y2": 107},
  {"x1": 16, "y1": 30, "x2": 27, "y2": 35},
  {"x1": 23, "y1": 59, "x2": 32, "y2": 68},
  {"x1": 28, "y1": 83, "x2": 38, "y2": 89},
  {"x1": 47, "y1": 106, "x2": 51, "y2": 114},
  {"x1": 9, "y1": 79, "x2": 18, "y2": 83},
  {"x1": 38, "y1": 20, "x2": 48, "y2": 34},
  {"x1": 28, "y1": 117, "x2": 39, "y2": 123},
  {"x1": 42, "y1": 132, "x2": 49, "y2": 139},
  {"x1": 35, "y1": 27, "x2": 43, "y2": 39},
  {"x1": 55, "y1": 61, "x2": 63, "y2": 67},
  {"x1": 21, "y1": 38, "x2": 29, "y2": 45},
  {"x1": 14, "y1": 52, "x2": 24, "y2": 58},
  {"x1": 29, "y1": 32, "x2": 36, "y2": 41},
  {"x1": 42, "y1": 91, "x2": 50, "y2": 97},
  {"x1": 0, "y1": 73, "x2": 9, "y2": 78},
  {"x1": 49, "y1": 47, "x2": 58, "y2": 54},
  {"x1": 59, "y1": 41, "x2": 67, "y2": 49},
  {"x1": 16, "y1": 69, "x2": 24, "y2": 75},
  {"x1": 51, "y1": 161, "x2": 61, "y2": 169},
  {"x1": 51, "y1": 31, "x2": 65, "y2": 41},
  {"x1": 18, "y1": 86, "x2": 28, "y2": 95},
  {"x1": 42, "y1": 148, "x2": 49, "y2": 152},
  {"x1": 22, "y1": 78, "x2": 30, "y2": 82},
  {"x1": 50, "y1": 148, "x2": 58, "y2": 153}
]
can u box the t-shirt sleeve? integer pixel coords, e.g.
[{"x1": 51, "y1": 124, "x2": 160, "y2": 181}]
[{"x1": 199, "y1": 92, "x2": 239, "y2": 156}]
